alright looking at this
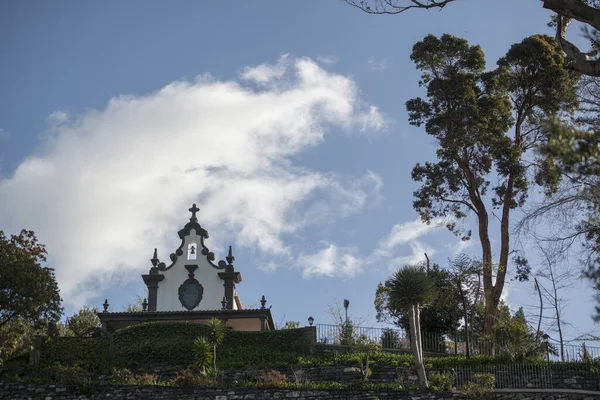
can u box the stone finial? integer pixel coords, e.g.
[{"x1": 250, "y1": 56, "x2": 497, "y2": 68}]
[
  {"x1": 151, "y1": 248, "x2": 159, "y2": 267},
  {"x1": 260, "y1": 295, "x2": 267, "y2": 310},
  {"x1": 189, "y1": 203, "x2": 200, "y2": 222},
  {"x1": 103, "y1": 299, "x2": 109, "y2": 312},
  {"x1": 142, "y1": 298, "x2": 148, "y2": 311},
  {"x1": 221, "y1": 296, "x2": 228, "y2": 311},
  {"x1": 226, "y1": 245, "x2": 235, "y2": 266}
]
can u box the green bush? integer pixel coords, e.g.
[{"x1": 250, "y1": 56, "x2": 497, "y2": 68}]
[
  {"x1": 40, "y1": 322, "x2": 314, "y2": 371},
  {"x1": 40, "y1": 337, "x2": 111, "y2": 373},
  {"x1": 428, "y1": 371, "x2": 454, "y2": 391},
  {"x1": 258, "y1": 370, "x2": 287, "y2": 387},
  {"x1": 170, "y1": 369, "x2": 211, "y2": 386},
  {"x1": 461, "y1": 373, "x2": 495, "y2": 400},
  {"x1": 108, "y1": 368, "x2": 158, "y2": 385}
]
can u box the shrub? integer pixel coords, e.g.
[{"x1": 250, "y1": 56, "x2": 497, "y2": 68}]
[
  {"x1": 132, "y1": 373, "x2": 158, "y2": 385},
  {"x1": 352, "y1": 335, "x2": 381, "y2": 380},
  {"x1": 170, "y1": 369, "x2": 208, "y2": 386},
  {"x1": 193, "y1": 336, "x2": 212, "y2": 371},
  {"x1": 44, "y1": 363, "x2": 92, "y2": 386},
  {"x1": 109, "y1": 368, "x2": 135, "y2": 384},
  {"x1": 258, "y1": 370, "x2": 287, "y2": 387},
  {"x1": 428, "y1": 371, "x2": 454, "y2": 391},
  {"x1": 461, "y1": 373, "x2": 495, "y2": 400},
  {"x1": 43, "y1": 363, "x2": 95, "y2": 395},
  {"x1": 40, "y1": 322, "x2": 314, "y2": 370}
]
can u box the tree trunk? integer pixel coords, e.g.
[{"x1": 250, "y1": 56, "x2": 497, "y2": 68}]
[
  {"x1": 414, "y1": 304, "x2": 428, "y2": 387},
  {"x1": 408, "y1": 304, "x2": 428, "y2": 387},
  {"x1": 479, "y1": 210, "x2": 495, "y2": 341},
  {"x1": 458, "y1": 283, "x2": 471, "y2": 358},
  {"x1": 549, "y1": 267, "x2": 565, "y2": 361},
  {"x1": 534, "y1": 278, "x2": 544, "y2": 341},
  {"x1": 213, "y1": 345, "x2": 217, "y2": 372}
]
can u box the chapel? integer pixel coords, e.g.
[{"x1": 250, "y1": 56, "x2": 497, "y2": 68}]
[{"x1": 98, "y1": 204, "x2": 274, "y2": 332}]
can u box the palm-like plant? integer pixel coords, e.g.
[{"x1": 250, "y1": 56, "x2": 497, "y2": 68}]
[
  {"x1": 193, "y1": 336, "x2": 212, "y2": 372},
  {"x1": 204, "y1": 317, "x2": 226, "y2": 373},
  {"x1": 388, "y1": 264, "x2": 434, "y2": 387}
]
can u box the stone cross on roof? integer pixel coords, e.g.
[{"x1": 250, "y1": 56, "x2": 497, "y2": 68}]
[{"x1": 188, "y1": 203, "x2": 200, "y2": 222}]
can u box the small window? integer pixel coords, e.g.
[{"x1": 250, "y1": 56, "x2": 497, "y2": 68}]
[{"x1": 187, "y1": 243, "x2": 197, "y2": 260}]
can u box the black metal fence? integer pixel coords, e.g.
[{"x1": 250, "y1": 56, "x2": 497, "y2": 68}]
[
  {"x1": 315, "y1": 324, "x2": 600, "y2": 361},
  {"x1": 549, "y1": 342, "x2": 600, "y2": 362},
  {"x1": 316, "y1": 324, "x2": 446, "y2": 353}
]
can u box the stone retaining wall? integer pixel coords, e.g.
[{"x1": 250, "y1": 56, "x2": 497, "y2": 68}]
[
  {"x1": 218, "y1": 366, "x2": 600, "y2": 391},
  {"x1": 2, "y1": 382, "x2": 600, "y2": 400}
]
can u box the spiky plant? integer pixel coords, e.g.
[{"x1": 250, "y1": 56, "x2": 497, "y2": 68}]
[
  {"x1": 388, "y1": 265, "x2": 434, "y2": 387},
  {"x1": 204, "y1": 317, "x2": 226, "y2": 373}
]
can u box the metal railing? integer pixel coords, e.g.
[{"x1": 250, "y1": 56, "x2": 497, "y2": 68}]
[
  {"x1": 316, "y1": 324, "x2": 600, "y2": 360},
  {"x1": 549, "y1": 342, "x2": 600, "y2": 362},
  {"x1": 316, "y1": 324, "x2": 447, "y2": 353}
]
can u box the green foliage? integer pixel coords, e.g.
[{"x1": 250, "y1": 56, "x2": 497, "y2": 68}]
[
  {"x1": 428, "y1": 371, "x2": 454, "y2": 391},
  {"x1": 0, "y1": 230, "x2": 63, "y2": 334},
  {"x1": 108, "y1": 368, "x2": 135, "y2": 384},
  {"x1": 281, "y1": 321, "x2": 300, "y2": 329},
  {"x1": 388, "y1": 265, "x2": 434, "y2": 308},
  {"x1": 170, "y1": 369, "x2": 210, "y2": 386},
  {"x1": 193, "y1": 336, "x2": 212, "y2": 372},
  {"x1": 352, "y1": 334, "x2": 381, "y2": 380},
  {"x1": 123, "y1": 295, "x2": 145, "y2": 312},
  {"x1": 108, "y1": 368, "x2": 157, "y2": 385},
  {"x1": 67, "y1": 306, "x2": 101, "y2": 337},
  {"x1": 0, "y1": 319, "x2": 40, "y2": 365},
  {"x1": 376, "y1": 264, "x2": 459, "y2": 352},
  {"x1": 461, "y1": 373, "x2": 495, "y2": 400},
  {"x1": 407, "y1": 32, "x2": 579, "y2": 334},
  {"x1": 40, "y1": 336, "x2": 111, "y2": 373},
  {"x1": 258, "y1": 370, "x2": 288, "y2": 386},
  {"x1": 40, "y1": 322, "x2": 313, "y2": 370},
  {"x1": 200, "y1": 317, "x2": 226, "y2": 373},
  {"x1": 204, "y1": 317, "x2": 226, "y2": 348},
  {"x1": 43, "y1": 363, "x2": 95, "y2": 394},
  {"x1": 492, "y1": 306, "x2": 544, "y2": 361}
]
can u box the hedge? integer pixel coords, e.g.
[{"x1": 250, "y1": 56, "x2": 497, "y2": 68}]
[
  {"x1": 40, "y1": 322, "x2": 314, "y2": 371},
  {"x1": 37, "y1": 322, "x2": 600, "y2": 373}
]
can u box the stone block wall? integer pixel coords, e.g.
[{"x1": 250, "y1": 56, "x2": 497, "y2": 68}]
[
  {"x1": 218, "y1": 366, "x2": 600, "y2": 391},
  {"x1": 2, "y1": 383, "x2": 600, "y2": 400}
]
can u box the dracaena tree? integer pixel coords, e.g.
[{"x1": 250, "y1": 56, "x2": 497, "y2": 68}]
[
  {"x1": 407, "y1": 33, "x2": 578, "y2": 339},
  {"x1": 387, "y1": 265, "x2": 434, "y2": 387}
]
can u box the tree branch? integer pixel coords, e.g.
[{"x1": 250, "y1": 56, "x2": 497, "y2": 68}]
[
  {"x1": 344, "y1": 0, "x2": 456, "y2": 14},
  {"x1": 543, "y1": 0, "x2": 600, "y2": 30},
  {"x1": 552, "y1": 14, "x2": 600, "y2": 77}
]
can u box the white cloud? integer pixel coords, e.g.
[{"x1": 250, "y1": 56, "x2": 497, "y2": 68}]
[
  {"x1": 368, "y1": 57, "x2": 388, "y2": 72},
  {"x1": 0, "y1": 56, "x2": 386, "y2": 305},
  {"x1": 297, "y1": 243, "x2": 362, "y2": 279},
  {"x1": 47, "y1": 110, "x2": 68, "y2": 125},
  {"x1": 240, "y1": 54, "x2": 290, "y2": 84},
  {"x1": 373, "y1": 217, "x2": 442, "y2": 259},
  {"x1": 389, "y1": 241, "x2": 435, "y2": 271},
  {"x1": 316, "y1": 55, "x2": 338, "y2": 66},
  {"x1": 0, "y1": 128, "x2": 8, "y2": 140}
]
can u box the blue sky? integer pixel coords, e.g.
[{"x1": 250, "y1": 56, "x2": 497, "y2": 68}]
[{"x1": 0, "y1": 0, "x2": 597, "y2": 342}]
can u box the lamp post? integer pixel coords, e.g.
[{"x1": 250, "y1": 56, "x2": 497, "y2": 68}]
[
  {"x1": 308, "y1": 316, "x2": 314, "y2": 326},
  {"x1": 542, "y1": 333, "x2": 550, "y2": 364},
  {"x1": 343, "y1": 299, "x2": 349, "y2": 325},
  {"x1": 343, "y1": 299, "x2": 349, "y2": 345}
]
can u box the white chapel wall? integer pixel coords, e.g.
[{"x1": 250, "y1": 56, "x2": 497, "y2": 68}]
[{"x1": 156, "y1": 229, "x2": 224, "y2": 311}]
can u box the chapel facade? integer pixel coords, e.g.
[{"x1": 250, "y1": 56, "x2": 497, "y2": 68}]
[{"x1": 98, "y1": 204, "x2": 274, "y2": 332}]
